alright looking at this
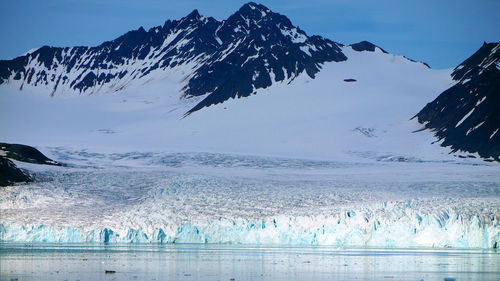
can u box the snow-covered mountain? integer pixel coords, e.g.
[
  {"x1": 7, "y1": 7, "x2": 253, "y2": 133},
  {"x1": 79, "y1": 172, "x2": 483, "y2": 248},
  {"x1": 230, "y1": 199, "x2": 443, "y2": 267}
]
[
  {"x1": 0, "y1": 2, "x2": 349, "y2": 115},
  {"x1": 0, "y1": 2, "x2": 486, "y2": 163},
  {"x1": 414, "y1": 42, "x2": 500, "y2": 161},
  {"x1": 1, "y1": 3, "x2": 499, "y2": 250}
]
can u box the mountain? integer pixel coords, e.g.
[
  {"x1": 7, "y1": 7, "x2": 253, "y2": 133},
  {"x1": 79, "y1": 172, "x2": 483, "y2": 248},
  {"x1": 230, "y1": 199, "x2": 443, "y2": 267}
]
[
  {"x1": 0, "y1": 2, "x2": 455, "y2": 162},
  {"x1": 0, "y1": 2, "x2": 348, "y2": 115},
  {"x1": 414, "y1": 42, "x2": 500, "y2": 161}
]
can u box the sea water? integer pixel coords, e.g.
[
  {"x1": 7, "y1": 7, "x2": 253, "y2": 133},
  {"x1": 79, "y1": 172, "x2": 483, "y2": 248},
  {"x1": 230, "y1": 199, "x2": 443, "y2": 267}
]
[{"x1": 1, "y1": 243, "x2": 498, "y2": 281}]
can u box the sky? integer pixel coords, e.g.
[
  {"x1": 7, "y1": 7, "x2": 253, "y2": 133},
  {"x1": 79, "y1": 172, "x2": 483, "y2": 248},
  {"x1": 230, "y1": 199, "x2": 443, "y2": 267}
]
[{"x1": 0, "y1": 0, "x2": 498, "y2": 69}]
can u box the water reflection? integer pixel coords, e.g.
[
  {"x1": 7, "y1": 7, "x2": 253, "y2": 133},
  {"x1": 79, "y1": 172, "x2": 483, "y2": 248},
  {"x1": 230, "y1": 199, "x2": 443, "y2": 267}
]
[{"x1": 1, "y1": 243, "x2": 498, "y2": 281}]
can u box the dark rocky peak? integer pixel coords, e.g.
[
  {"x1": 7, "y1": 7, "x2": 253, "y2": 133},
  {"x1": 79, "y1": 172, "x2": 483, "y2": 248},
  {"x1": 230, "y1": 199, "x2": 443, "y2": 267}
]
[
  {"x1": 223, "y1": 2, "x2": 296, "y2": 35},
  {"x1": 176, "y1": 9, "x2": 207, "y2": 29},
  {"x1": 236, "y1": 2, "x2": 272, "y2": 21},
  {"x1": 152, "y1": 11, "x2": 206, "y2": 38},
  {"x1": 94, "y1": 10, "x2": 220, "y2": 65},
  {"x1": 349, "y1": 41, "x2": 387, "y2": 54},
  {"x1": 182, "y1": 3, "x2": 347, "y2": 115},
  {"x1": 0, "y1": 55, "x2": 27, "y2": 84},
  {"x1": 167, "y1": 10, "x2": 221, "y2": 41},
  {"x1": 0, "y1": 2, "x2": 347, "y2": 114},
  {"x1": 28, "y1": 45, "x2": 62, "y2": 69},
  {"x1": 186, "y1": 9, "x2": 202, "y2": 21},
  {"x1": 452, "y1": 42, "x2": 500, "y2": 82},
  {"x1": 414, "y1": 42, "x2": 500, "y2": 161},
  {"x1": 116, "y1": 26, "x2": 147, "y2": 42},
  {"x1": 349, "y1": 40, "x2": 430, "y2": 68},
  {"x1": 108, "y1": 26, "x2": 148, "y2": 48},
  {"x1": 215, "y1": 3, "x2": 309, "y2": 52}
]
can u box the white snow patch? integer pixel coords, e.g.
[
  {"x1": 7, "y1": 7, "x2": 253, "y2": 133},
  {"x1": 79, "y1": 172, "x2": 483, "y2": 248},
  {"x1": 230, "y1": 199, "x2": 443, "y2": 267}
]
[
  {"x1": 490, "y1": 129, "x2": 499, "y2": 139},
  {"x1": 280, "y1": 27, "x2": 307, "y2": 43},
  {"x1": 300, "y1": 46, "x2": 311, "y2": 56},
  {"x1": 455, "y1": 108, "x2": 475, "y2": 128},
  {"x1": 466, "y1": 121, "x2": 485, "y2": 136},
  {"x1": 475, "y1": 96, "x2": 486, "y2": 106},
  {"x1": 161, "y1": 29, "x2": 184, "y2": 49},
  {"x1": 252, "y1": 71, "x2": 260, "y2": 81},
  {"x1": 242, "y1": 53, "x2": 259, "y2": 65},
  {"x1": 215, "y1": 36, "x2": 222, "y2": 45}
]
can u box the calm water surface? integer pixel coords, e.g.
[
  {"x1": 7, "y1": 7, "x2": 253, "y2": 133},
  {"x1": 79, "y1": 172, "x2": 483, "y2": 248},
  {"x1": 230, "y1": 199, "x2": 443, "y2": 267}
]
[{"x1": 1, "y1": 243, "x2": 499, "y2": 281}]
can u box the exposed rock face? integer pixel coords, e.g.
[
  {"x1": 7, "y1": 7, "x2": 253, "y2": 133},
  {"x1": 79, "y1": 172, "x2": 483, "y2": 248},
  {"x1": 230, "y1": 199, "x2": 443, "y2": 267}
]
[
  {"x1": 0, "y1": 143, "x2": 60, "y2": 166},
  {"x1": 0, "y1": 2, "x2": 347, "y2": 115},
  {"x1": 0, "y1": 157, "x2": 31, "y2": 186},
  {"x1": 349, "y1": 41, "x2": 387, "y2": 54},
  {"x1": 414, "y1": 42, "x2": 500, "y2": 160}
]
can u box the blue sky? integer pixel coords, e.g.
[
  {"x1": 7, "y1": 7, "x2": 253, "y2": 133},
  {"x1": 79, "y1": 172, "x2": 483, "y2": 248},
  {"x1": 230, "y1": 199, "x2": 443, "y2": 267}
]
[{"x1": 0, "y1": 0, "x2": 498, "y2": 69}]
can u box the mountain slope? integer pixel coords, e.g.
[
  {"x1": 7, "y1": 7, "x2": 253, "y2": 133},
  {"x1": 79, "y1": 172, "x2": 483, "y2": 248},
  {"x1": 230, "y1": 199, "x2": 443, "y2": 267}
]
[
  {"x1": 414, "y1": 42, "x2": 500, "y2": 161},
  {"x1": 0, "y1": 2, "x2": 346, "y2": 115},
  {"x1": 0, "y1": 2, "x2": 459, "y2": 162},
  {"x1": 0, "y1": 44, "x2": 451, "y2": 162}
]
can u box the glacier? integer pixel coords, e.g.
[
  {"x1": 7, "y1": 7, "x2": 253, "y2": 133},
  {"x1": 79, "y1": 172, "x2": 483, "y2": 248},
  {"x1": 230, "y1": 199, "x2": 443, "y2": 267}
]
[
  {"x1": 1, "y1": 207, "x2": 499, "y2": 248},
  {"x1": 0, "y1": 39, "x2": 498, "y2": 249},
  {"x1": 1, "y1": 150, "x2": 499, "y2": 248}
]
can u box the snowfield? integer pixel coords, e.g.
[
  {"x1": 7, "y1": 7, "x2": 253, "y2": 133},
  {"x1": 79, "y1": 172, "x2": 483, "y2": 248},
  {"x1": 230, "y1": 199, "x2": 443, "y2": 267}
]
[
  {"x1": 1, "y1": 46, "x2": 498, "y2": 248},
  {"x1": 0, "y1": 47, "x2": 455, "y2": 161}
]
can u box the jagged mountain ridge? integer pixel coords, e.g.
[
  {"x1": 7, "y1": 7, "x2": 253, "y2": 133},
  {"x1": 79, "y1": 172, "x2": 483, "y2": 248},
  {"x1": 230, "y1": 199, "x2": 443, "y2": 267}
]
[
  {"x1": 0, "y1": 2, "x2": 351, "y2": 114},
  {"x1": 414, "y1": 42, "x2": 500, "y2": 160}
]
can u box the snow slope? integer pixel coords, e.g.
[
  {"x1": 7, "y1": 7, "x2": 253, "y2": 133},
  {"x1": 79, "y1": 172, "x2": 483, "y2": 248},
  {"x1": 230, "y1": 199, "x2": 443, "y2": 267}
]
[
  {"x1": 0, "y1": 46, "x2": 455, "y2": 162},
  {"x1": 415, "y1": 42, "x2": 500, "y2": 160}
]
